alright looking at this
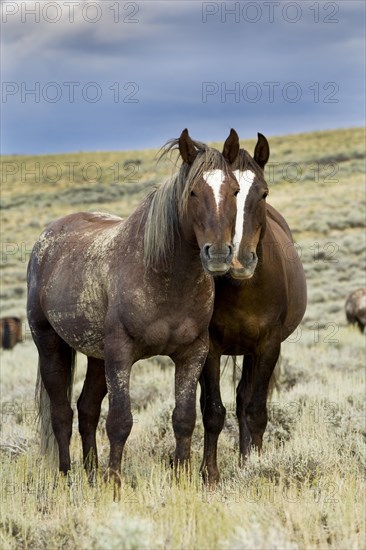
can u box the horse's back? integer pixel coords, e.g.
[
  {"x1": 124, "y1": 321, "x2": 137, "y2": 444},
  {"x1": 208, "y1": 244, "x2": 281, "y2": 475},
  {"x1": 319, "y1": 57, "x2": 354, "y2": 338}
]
[
  {"x1": 42, "y1": 210, "x2": 123, "y2": 235},
  {"x1": 29, "y1": 211, "x2": 124, "y2": 270}
]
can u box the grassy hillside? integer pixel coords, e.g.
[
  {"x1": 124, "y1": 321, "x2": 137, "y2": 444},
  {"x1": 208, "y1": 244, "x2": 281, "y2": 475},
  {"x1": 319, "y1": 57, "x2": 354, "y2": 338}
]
[{"x1": 0, "y1": 127, "x2": 365, "y2": 549}]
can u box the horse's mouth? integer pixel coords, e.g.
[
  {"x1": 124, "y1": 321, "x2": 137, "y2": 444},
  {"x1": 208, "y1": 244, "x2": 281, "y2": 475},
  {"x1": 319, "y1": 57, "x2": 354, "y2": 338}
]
[
  {"x1": 201, "y1": 244, "x2": 233, "y2": 276},
  {"x1": 205, "y1": 262, "x2": 231, "y2": 276},
  {"x1": 229, "y1": 256, "x2": 257, "y2": 280},
  {"x1": 229, "y1": 266, "x2": 255, "y2": 280}
]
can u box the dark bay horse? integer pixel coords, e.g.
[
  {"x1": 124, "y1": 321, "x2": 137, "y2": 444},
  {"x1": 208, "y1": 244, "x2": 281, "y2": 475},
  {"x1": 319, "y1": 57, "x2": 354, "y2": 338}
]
[
  {"x1": 199, "y1": 133, "x2": 307, "y2": 485},
  {"x1": 27, "y1": 129, "x2": 240, "y2": 488}
]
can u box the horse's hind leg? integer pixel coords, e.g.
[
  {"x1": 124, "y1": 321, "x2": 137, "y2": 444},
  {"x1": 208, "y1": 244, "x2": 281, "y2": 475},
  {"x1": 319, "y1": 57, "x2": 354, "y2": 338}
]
[
  {"x1": 246, "y1": 342, "x2": 280, "y2": 451},
  {"x1": 77, "y1": 357, "x2": 107, "y2": 474},
  {"x1": 236, "y1": 354, "x2": 256, "y2": 462},
  {"x1": 237, "y1": 343, "x2": 280, "y2": 463},
  {"x1": 32, "y1": 321, "x2": 75, "y2": 474}
]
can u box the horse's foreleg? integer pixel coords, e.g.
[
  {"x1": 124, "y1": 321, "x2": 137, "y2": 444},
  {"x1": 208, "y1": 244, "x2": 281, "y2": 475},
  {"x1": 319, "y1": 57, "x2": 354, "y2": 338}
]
[
  {"x1": 104, "y1": 331, "x2": 134, "y2": 496},
  {"x1": 172, "y1": 335, "x2": 209, "y2": 476},
  {"x1": 77, "y1": 357, "x2": 107, "y2": 475},
  {"x1": 199, "y1": 349, "x2": 225, "y2": 486}
]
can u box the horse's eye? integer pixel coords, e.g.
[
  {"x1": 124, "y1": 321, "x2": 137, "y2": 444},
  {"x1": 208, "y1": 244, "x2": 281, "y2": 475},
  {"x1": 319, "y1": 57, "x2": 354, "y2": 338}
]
[
  {"x1": 190, "y1": 190, "x2": 196, "y2": 197},
  {"x1": 262, "y1": 191, "x2": 268, "y2": 199},
  {"x1": 234, "y1": 190, "x2": 239, "y2": 197}
]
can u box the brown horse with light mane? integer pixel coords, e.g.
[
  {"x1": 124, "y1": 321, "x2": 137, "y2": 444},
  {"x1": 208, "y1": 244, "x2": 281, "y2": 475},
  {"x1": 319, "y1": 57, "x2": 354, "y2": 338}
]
[
  {"x1": 199, "y1": 132, "x2": 307, "y2": 485},
  {"x1": 27, "y1": 129, "x2": 240, "y2": 490}
]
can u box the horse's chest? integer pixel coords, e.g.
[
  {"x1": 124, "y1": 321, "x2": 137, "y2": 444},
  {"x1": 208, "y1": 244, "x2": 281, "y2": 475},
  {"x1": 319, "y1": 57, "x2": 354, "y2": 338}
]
[
  {"x1": 143, "y1": 316, "x2": 200, "y2": 351},
  {"x1": 124, "y1": 276, "x2": 213, "y2": 353},
  {"x1": 211, "y1": 287, "x2": 276, "y2": 350}
]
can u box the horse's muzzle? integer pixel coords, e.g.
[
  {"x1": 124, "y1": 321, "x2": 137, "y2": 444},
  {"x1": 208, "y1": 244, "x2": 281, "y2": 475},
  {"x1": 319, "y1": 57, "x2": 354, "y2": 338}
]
[
  {"x1": 201, "y1": 243, "x2": 234, "y2": 275},
  {"x1": 230, "y1": 251, "x2": 258, "y2": 280}
]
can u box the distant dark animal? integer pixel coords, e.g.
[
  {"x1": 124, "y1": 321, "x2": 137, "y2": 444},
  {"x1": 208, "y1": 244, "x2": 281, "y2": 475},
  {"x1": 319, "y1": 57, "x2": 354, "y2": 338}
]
[
  {"x1": 0, "y1": 317, "x2": 23, "y2": 350},
  {"x1": 345, "y1": 288, "x2": 366, "y2": 333},
  {"x1": 199, "y1": 133, "x2": 307, "y2": 485},
  {"x1": 27, "y1": 129, "x2": 240, "y2": 491}
]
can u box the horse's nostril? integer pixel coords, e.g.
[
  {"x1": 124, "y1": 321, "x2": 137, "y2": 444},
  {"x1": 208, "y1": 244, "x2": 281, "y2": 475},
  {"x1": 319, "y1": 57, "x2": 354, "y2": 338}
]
[
  {"x1": 243, "y1": 251, "x2": 257, "y2": 266},
  {"x1": 203, "y1": 244, "x2": 211, "y2": 258},
  {"x1": 203, "y1": 244, "x2": 233, "y2": 266},
  {"x1": 227, "y1": 244, "x2": 234, "y2": 259}
]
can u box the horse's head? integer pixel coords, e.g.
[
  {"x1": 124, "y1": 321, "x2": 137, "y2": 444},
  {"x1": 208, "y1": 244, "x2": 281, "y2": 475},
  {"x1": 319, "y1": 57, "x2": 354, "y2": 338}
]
[
  {"x1": 229, "y1": 132, "x2": 270, "y2": 280},
  {"x1": 178, "y1": 128, "x2": 240, "y2": 275}
]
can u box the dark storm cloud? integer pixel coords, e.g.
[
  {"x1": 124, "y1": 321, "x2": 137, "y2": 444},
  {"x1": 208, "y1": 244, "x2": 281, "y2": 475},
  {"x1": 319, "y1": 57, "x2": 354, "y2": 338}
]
[{"x1": 1, "y1": 0, "x2": 365, "y2": 153}]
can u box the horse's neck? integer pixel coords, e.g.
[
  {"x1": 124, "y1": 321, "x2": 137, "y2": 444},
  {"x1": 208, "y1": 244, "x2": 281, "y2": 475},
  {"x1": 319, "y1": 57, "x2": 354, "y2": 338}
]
[
  {"x1": 173, "y1": 237, "x2": 203, "y2": 275},
  {"x1": 266, "y1": 203, "x2": 294, "y2": 241},
  {"x1": 255, "y1": 209, "x2": 296, "y2": 277},
  {"x1": 125, "y1": 199, "x2": 204, "y2": 279},
  {"x1": 123, "y1": 197, "x2": 151, "y2": 243}
]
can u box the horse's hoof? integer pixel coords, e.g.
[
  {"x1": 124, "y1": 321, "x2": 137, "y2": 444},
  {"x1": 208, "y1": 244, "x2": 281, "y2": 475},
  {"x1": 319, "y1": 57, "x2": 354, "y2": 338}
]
[
  {"x1": 103, "y1": 468, "x2": 122, "y2": 500},
  {"x1": 238, "y1": 453, "x2": 250, "y2": 469},
  {"x1": 173, "y1": 458, "x2": 192, "y2": 482},
  {"x1": 200, "y1": 467, "x2": 219, "y2": 489}
]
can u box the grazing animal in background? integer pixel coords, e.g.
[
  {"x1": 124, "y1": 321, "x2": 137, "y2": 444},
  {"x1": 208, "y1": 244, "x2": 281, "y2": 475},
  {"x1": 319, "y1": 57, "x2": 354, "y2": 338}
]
[
  {"x1": 27, "y1": 129, "x2": 240, "y2": 491},
  {"x1": 345, "y1": 288, "x2": 366, "y2": 333},
  {"x1": 0, "y1": 317, "x2": 23, "y2": 350},
  {"x1": 199, "y1": 133, "x2": 307, "y2": 485}
]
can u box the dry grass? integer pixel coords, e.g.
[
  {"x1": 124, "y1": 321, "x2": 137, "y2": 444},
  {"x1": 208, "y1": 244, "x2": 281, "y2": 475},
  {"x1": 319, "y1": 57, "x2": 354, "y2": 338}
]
[
  {"x1": 1, "y1": 330, "x2": 365, "y2": 549},
  {"x1": 1, "y1": 127, "x2": 365, "y2": 549}
]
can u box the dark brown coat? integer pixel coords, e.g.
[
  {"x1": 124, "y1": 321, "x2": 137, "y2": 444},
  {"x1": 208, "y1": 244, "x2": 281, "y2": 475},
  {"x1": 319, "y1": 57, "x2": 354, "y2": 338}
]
[
  {"x1": 199, "y1": 134, "x2": 307, "y2": 485},
  {"x1": 27, "y1": 130, "x2": 240, "y2": 490}
]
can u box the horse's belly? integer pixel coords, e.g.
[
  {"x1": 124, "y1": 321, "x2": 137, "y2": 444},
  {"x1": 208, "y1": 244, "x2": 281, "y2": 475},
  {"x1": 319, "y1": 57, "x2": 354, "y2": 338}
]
[
  {"x1": 46, "y1": 307, "x2": 105, "y2": 358},
  {"x1": 38, "y1": 249, "x2": 108, "y2": 357}
]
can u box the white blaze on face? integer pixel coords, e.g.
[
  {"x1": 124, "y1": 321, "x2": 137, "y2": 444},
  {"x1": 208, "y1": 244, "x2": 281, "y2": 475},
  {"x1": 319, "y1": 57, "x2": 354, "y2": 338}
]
[
  {"x1": 203, "y1": 170, "x2": 226, "y2": 212},
  {"x1": 233, "y1": 169, "x2": 256, "y2": 253}
]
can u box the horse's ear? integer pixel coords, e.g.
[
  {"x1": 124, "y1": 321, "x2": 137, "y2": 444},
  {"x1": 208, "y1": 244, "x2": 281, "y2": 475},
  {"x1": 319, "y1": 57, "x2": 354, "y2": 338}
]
[
  {"x1": 254, "y1": 132, "x2": 270, "y2": 169},
  {"x1": 179, "y1": 128, "x2": 198, "y2": 165},
  {"x1": 222, "y1": 128, "x2": 240, "y2": 164}
]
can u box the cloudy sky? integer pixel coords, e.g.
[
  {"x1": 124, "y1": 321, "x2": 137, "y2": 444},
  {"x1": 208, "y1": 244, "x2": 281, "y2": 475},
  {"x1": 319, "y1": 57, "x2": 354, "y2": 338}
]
[{"x1": 1, "y1": 0, "x2": 365, "y2": 154}]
